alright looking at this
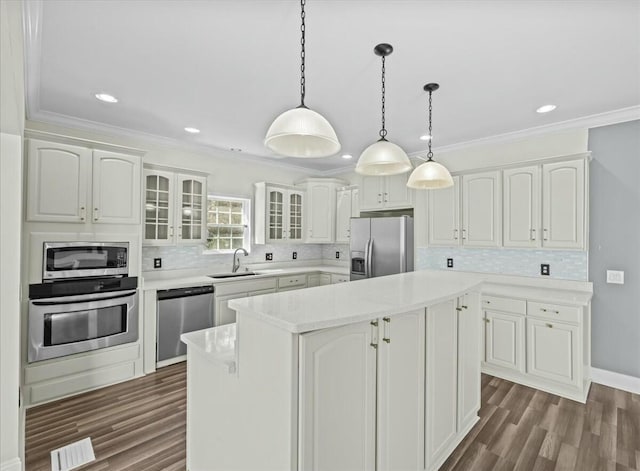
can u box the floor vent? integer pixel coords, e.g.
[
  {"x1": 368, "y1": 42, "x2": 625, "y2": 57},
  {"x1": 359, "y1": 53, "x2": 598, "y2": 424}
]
[{"x1": 50, "y1": 437, "x2": 96, "y2": 471}]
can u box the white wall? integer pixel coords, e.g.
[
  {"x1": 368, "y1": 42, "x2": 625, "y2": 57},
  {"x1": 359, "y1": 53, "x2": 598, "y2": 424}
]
[{"x1": 1, "y1": 1, "x2": 25, "y2": 469}]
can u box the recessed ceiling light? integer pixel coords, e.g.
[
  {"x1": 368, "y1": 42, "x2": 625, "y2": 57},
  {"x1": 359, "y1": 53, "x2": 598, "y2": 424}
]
[
  {"x1": 419, "y1": 134, "x2": 432, "y2": 141},
  {"x1": 184, "y1": 127, "x2": 200, "y2": 134},
  {"x1": 536, "y1": 104, "x2": 557, "y2": 113},
  {"x1": 95, "y1": 93, "x2": 118, "y2": 103},
  {"x1": 341, "y1": 154, "x2": 353, "y2": 159}
]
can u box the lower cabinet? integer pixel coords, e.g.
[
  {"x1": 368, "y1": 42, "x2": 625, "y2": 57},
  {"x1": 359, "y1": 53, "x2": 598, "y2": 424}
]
[
  {"x1": 527, "y1": 318, "x2": 579, "y2": 387},
  {"x1": 213, "y1": 278, "x2": 277, "y2": 325},
  {"x1": 484, "y1": 310, "x2": 525, "y2": 372},
  {"x1": 299, "y1": 310, "x2": 425, "y2": 471},
  {"x1": 308, "y1": 273, "x2": 331, "y2": 287}
]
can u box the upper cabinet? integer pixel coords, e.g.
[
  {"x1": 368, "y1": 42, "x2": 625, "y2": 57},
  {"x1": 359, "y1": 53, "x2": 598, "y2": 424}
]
[
  {"x1": 429, "y1": 172, "x2": 501, "y2": 247},
  {"x1": 26, "y1": 139, "x2": 141, "y2": 224},
  {"x1": 297, "y1": 178, "x2": 346, "y2": 244},
  {"x1": 503, "y1": 166, "x2": 540, "y2": 248},
  {"x1": 335, "y1": 186, "x2": 360, "y2": 244},
  {"x1": 144, "y1": 168, "x2": 207, "y2": 245},
  {"x1": 359, "y1": 173, "x2": 412, "y2": 211},
  {"x1": 254, "y1": 182, "x2": 305, "y2": 244},
  {"x1": 542, "y1": 160, "x2": 585, "y2": 249}
]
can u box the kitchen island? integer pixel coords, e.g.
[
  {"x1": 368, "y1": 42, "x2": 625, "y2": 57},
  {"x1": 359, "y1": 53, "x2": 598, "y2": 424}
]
[{"x1": 181, "y1": 270, "x2": 484, "y2": 471}]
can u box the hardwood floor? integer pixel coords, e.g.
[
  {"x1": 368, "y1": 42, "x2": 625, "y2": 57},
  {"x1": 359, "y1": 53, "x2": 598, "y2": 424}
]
[{"x1": 25, "y1": 364, "x2": 639, "y2": 471}]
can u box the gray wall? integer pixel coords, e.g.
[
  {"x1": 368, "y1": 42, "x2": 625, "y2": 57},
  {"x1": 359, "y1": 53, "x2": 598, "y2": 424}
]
[{"x1": 588, "y1": 120, "x2": 640, "y2": 378}]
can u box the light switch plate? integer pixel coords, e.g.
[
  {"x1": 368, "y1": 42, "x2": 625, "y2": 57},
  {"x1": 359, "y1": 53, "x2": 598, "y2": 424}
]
[{"x1": 606, "y1": 270, "x2": 624, "y2": 284}]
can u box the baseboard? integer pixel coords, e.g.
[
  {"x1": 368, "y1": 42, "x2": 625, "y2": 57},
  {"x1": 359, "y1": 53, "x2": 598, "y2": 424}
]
[
  {"x1": 0, "y1": 457, "x2": 22, "y2": 471},
  {"x1": 591, "y1": 367, "x2": 640, "y2": 395}
]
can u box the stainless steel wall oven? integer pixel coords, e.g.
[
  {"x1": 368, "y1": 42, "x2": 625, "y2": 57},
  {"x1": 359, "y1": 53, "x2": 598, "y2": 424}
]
[{"x1": 28, "y1": 242, "x2": 138, "y2": 363}]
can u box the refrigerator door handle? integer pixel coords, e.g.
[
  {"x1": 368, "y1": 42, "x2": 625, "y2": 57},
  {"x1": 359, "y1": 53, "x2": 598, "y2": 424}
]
[{"x1": 365, "y1": 239, "x2": 373, "y2": 278}]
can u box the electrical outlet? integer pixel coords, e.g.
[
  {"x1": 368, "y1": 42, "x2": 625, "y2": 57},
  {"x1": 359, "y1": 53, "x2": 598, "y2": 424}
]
[
  {"x1": 292, "y1": 251, "x2": 297, "y2": 260},
  {"x1": 447, "y1": 258, "x2": 454, "y2": 268},
  {"x1": 265, "y1": 252, "x2": 273, "y2": 261},
  {"x1": 153, "y1": 258, "x2": 162, "y2": 269},
  {"x1": 335, "y1": 251, "x2": 340, "y2": 259},
  {"x1": 606, "y1": 270, "x2": 624, "y2": 284},
  {"x1": 540, "y1": 264, "x2": 550, "y2": 276}
]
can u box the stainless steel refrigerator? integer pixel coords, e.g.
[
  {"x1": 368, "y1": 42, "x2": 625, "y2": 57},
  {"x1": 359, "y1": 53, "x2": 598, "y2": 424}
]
[{"x1": 350, "y1": 216, "x2": 414, "y2": 281}]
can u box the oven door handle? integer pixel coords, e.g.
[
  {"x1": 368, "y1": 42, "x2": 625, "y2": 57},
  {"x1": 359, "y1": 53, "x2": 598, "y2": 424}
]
[{"x1": 31, "y1": 290, "x2": 137, "y2": 306}]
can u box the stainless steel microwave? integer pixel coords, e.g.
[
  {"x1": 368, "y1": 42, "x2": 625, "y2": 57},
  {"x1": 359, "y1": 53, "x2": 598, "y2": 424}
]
[{"x1": 43, "y1": 242, "x2": 129, "y2": 280}]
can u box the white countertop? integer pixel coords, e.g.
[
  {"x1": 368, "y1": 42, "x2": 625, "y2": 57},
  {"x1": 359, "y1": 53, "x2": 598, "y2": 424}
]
[
  {"x1": 142, "y1": 264, "x2": 349, "y2": 291},
  {"x1": 482, "y1": 282, "x2": 592, "y2": 306},
  {"x1": 180, "y1": 324, "x2": 237, "y2": 373},
  {"x1": 229, "y1": 270, "x2": 484, "y2": 333}
]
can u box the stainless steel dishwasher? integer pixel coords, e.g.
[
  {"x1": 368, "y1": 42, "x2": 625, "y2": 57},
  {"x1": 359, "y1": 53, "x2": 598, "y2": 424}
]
[{"x1": 156, "y1": 285, "x2": 214, "y2": 363}]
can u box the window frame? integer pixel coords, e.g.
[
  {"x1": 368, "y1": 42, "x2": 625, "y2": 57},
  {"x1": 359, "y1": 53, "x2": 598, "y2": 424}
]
[{"x1": 204, "y1": 194, "x2": 252, "y2": 254}]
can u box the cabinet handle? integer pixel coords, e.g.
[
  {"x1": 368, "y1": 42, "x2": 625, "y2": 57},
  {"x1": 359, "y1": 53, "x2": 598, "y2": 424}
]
[
  {"x1": 79, "y1": 206, "x2": 86, "y2": 221},
  {"x1": 93, "y1": 207, "x2": 99, "y2": 221},
  {"x1": 546, "y1": 323, "x2": 553, "y2": 328},
  {"x1": 484, "y1": 318, "x2": 490, "y2": 323},
  {"x1": 531, "y1": 228, "x2": 536, "y2": 241},
  {"x1": 177, "y1": 226, "x2": 182, "y2": 238},
  {"x1": 453, "y1": 229, "x2": 458, "y2": 240},
  {"x1": 456, "y1": 307, "x2": 463, "y2": 312},
  {"x1": 377, "y1": 193, "x2": 382, "y2": 204},
  {"x1": 543, "y1": 228, "x2": 549, "y2": 241},
  {"x1": 382, "y1": 317, "x2": 390, "y2": 343},
  {"x1": 169, "y1": 226, "x2": 174, "y2": 237},
  {"x1": 541, "y1": 308, "x2": 560, "y2": 314},
  {"x1": 484, "y1": 300, "x2": 491, "y2": 304},
  {"x1": 462, "y1": 305, "x2": 468, "y2": 309},
  {"x1": 370, "y1": 320, "x2": 378, "y2": 349},
  {"x1": 462, "y1": 229, "x2": 467, "y2": 240},
  {"x1": 384, "y1": 192, "x2": 389, "y2": 202}
]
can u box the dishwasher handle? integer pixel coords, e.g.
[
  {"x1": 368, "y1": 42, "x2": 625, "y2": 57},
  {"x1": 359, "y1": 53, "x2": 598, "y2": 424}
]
[{"x1": 157, "y1": 285, "x2": 214, "y2": 300}]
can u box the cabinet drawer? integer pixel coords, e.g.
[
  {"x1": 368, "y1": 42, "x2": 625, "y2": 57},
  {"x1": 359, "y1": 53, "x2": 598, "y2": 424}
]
[
  {"x1": 330, "y1": 274, "x2": 349, "y2": 284},
  {"x1": 214, "y1": 278, "x2": 276, "y2": 296},
  {"x1": 482, "y1": 295, "x2": 526, "y2": 315},
  {"x1": 527, "y1": 301, "x2": 581, "y2": 324},
  {"x1": 278, "y1": 274, "x2": 307, "y2": 289}
]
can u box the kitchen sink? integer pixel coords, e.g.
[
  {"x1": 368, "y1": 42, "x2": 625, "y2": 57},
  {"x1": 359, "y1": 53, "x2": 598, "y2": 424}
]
[{"x1": 209, "y1": 272, "x2": 257, "y2": 279}]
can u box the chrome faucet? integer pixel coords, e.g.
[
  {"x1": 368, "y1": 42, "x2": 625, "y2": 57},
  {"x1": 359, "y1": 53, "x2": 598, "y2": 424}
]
[{"x1": 232, "y1": 248, "x2": 249, "y2": 273}]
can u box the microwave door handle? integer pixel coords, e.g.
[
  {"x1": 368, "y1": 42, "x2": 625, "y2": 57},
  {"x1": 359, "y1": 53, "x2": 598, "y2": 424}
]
[{"x1": 31, "y1": 290, "x2": 137, "y2": 306}]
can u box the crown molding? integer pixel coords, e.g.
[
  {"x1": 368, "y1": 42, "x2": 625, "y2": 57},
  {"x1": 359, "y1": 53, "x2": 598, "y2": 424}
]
[{"x1": 409, "y1": 106, "x2": 640, "y2": 158}]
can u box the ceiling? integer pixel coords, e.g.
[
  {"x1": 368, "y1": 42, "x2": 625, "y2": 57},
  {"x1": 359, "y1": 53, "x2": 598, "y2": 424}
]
[{"x1": 24, "y1": 0, "x2": 640, "y2": 172}]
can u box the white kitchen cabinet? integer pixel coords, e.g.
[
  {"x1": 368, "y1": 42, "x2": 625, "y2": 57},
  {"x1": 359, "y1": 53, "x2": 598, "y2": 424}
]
[
  {"x1": 254, "y1": 182, "x2": 304, "y2": 244},
  {"x1": 144, "y1": 168, "x2": 206, "y2": 245},
  {"x1": 330, "y1": 273, "x2": 349, "y2": 284},
  {"x1": 457, "y1": 292, "x2": 481, "y2": 433},
  {"x1": 27, "y1": 139, "x2": 141, "y2": 224},
  {"x1": 277, "y1": 274, "x2": 307, "y2": 291},
  {"x1": 484, "y1": 310, "x2": 525, "y2": 373},
  {"x1": 542, "y1": 159, "x2": 585, "y2": 249},
  {"x1": 296, "y1": 178, "x2": 346, "y2": 244},
  {"x1": 213, "y1": 278, "x2": 278, "y2": 325},
  {"x1": 335, "y1": 186, "x2": 359, "y2": 243},
  {"x1": 462, "y1": 170, "x2": 501, "y2": 247},
  {"x1": 307, "y1": 273, "x2": 331, "y2": 287},
  {"x1": 428, "y1": 175, "x2": 461, "y2": 246},
  {"x1": 299, "y1": 310, "x2": 425, "y2": 471},
  {"x1": 503, "y1": 166, "x2": 540, "y2": 247},
  {"x1": 527, "y1": 318, "x2": 579, "y2": 387},
  {"x1": 359, "y1": 173, "x2": 412, "y2": 211}
]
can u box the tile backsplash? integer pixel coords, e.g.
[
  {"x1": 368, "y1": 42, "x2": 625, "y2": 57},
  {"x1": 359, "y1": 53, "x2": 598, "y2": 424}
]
[
  {"x1": 142, "y1": 243, "x2": 352, "y2": 272},
  {"x1": 416, "y1": 247, "x2": 588, "y2": 281}
]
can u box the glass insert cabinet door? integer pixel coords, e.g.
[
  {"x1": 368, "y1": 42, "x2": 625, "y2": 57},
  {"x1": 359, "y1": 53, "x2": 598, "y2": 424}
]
[
  {"x1": 268, "y1": 189, "x2": 284, "y2": 241},
  {"x1": 289, "y1": 191, "x2": 303, "y2": 241},
  {"x1": 144, "y1": 171, "x2": 173, "y2": 243},
  {"x1": 179, "y1": 176, "x2": 205, "y2": 242}
]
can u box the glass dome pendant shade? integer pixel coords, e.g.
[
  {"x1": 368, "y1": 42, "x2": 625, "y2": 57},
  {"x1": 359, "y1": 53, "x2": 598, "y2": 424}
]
[
  {"x1": 407, "y1": 83, "x2": 454, "y2": 189},
  {"x1": 264, "y1": 0, "x2": 340, "y2": 158},
  {"x1": 355, "y1": 44, "x2": 412, "y2": 176}
]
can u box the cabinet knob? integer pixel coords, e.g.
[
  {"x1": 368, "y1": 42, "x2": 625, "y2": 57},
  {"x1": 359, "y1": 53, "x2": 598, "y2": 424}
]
[
  {"x1": 456, "y1": 307, "x2": 463, "y2": 312},
  {"x1": 546, "y1": 323, "x2": 553, "y2": 328},
  {"x1": 462, "y1": 305, "x2": 468, "y2": 309},
  {"x1": 484, "y1": 318, "x2": 490, "y2": 323}
]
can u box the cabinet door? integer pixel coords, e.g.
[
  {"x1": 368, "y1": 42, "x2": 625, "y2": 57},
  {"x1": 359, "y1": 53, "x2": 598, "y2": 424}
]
[
  {"x1": 383, "y1": 173, "x2": 411, "y2": 209},
  {"x1": 144, "y1": 170, "x2": 174, "y2": 244},
  {"x1": 27, "y1": 139, "x2": 90, "y2": 222},
  {"x1": 425, "y1": 299, "x2": 458, "y2": 467},
  {"x1": 377, "y1": 310, "x2": 425, "y2": 471},
  {"x1": 330, "y1": 274, "x2": 349, "y2": 284},
  {"x1": 485, "y1": 310, "x2": 525, "y2": 372},
  {"x1": 307, "y1": 274, "x2": 321, "y2": 287},
  {"x1": 542, "y1": 160, "x2": 585, "y2": 249},
  {"x1": 288, "y1": 190, "x2": 304, "y2": 241},
  {"x1": 267, "y1": 188, "x2": 285, "y2": 242},
  {"x1": 92, "y1": 150, "x2": 141, "y2": 224},
  {"x1": 306, "y1": 183, "x2": 334, "y2": 243},
  {"x1": 428, "y1": 175, "x2": 460, "y2": 246},
  {"x1": 214, "y1": 293, "x2": 247, "y2": 326},
  {"x1": 503, "y1": 166, "x2": 540, "y2": 248},
  {"x1": 462, "y1": 171, "x2": 501, "y2": 247},
  {"x1": 527, "y1": 318, "x2": 579, "y2": 386},
  {"x1": 299, "y1": 321, "x2": 377, "y2": 471},
  {"x1": 351, "y1": 188, "x2": 360, "y2": 217},
  {"x1": 177, "y1": 175, "x2": 206, "y2": 244},
  {"x1": 359, "y1": 176, "x2": 384, "y2": 211},
  {"x1": 319, "y1": 274, "x2": 332, "y2": 286},
  {"x1": 335, "y1": 189, "x2": 352, "y2": 243},
  {"x1": 457, "y1": 293, "x2": 481, "y2": 432}
]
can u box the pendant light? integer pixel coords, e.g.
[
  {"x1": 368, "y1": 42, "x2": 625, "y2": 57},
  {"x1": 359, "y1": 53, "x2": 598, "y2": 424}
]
[
  {"x1": 407, "y1": 83, "x2": 453, "y2": 189},
  {"x1": 264, "y1": 0, "x2": 340, "y2": 158},
  {"x1": 355, "y1": 44, "x2": 412, "y2": 176}
]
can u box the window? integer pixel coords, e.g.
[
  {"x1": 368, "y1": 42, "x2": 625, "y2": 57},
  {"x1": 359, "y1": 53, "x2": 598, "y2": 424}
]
[{"x1": 206, "y1": 196, "x2": 251, "y2": 252}]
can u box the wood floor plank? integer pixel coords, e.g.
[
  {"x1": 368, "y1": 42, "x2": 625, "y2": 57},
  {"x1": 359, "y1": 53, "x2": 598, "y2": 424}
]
[{"x1": 25, "y1": 366, "x2": 640, "y2": 471}]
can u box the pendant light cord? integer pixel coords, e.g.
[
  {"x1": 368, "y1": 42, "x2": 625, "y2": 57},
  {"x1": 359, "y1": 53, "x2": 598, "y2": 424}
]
[
  {"x1": 427, "y1": 89, "x2": 433, "y2": 160},
  {"x1": 299, "y1": 0, "x2": 306, "y2": 107},
  {"x1": 379, "y1": 56, "x2": 387, "y2": 140}
]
